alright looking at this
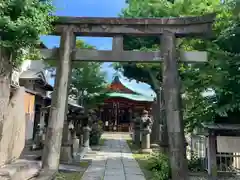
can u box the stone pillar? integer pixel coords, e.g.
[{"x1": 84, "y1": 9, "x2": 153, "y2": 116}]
[
  {"x1": 39, "y1": 109, "x2": 46, "y2": 129},
  {"x1": 60, "y1": 25, "x2": 75, "y2": 163},
  {"x1": 207, "y1": 132, "x2": 217, "y2": 180},
  {"x1": 133, "y1": 117, "x2": 141, "y2": 147},
  {"x1": 42, "y1": 27, "x2": 75, "y2": 170},
  {"x1": 32, "y1": 108, "x2": 46, "y2": 149},
  {"x1": 150, "y1": 98, "x2": 160, "y2": 149},
  {"x1": 78, "y1": 120, "x2": 84, "y2": 148},
  {"x1": 161, "y1": 31, "x2": 188, "y2": 180},
  {"x1": 83, "y1": 126, "x2": 91, "y2": 150},
  {"x1": 79, "y1": 133, "x2": 83, "y2": 148},
  {"x1": 60, "y1": 120, "x2": 73, "y2": 163},
  {"x1": 72, "y1": 131, "x2": 79, "y2": 156},
  {"x1": 129, "y1": 109, "x2": 133, "y2": 133},
  {"x1": 141, "y1": 128, "x2": 152, "y2": 154},
  {"x1": 159, "y1": 88, "x2": 168, "y2": 152}
]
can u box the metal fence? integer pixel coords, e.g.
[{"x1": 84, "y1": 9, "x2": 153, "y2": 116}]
[{"x1": 186, "y1": 134, "x2": 240, "y2": 173}]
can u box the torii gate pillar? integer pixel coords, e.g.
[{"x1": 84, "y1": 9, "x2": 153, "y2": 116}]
[
  {"x1": 161, "y1": 31, "x2": 188, "y2": 179},
  {"x1": 42, "y1": 27, "x2": 75, "y2": 170}
]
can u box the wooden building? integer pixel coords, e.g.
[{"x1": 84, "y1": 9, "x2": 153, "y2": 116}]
[
  {"x1": 99, "y1": 76, "x2": 155, "y2": 132},
  {"x1": 19, "y1": 70, "x2": 53, "y2": 141}
]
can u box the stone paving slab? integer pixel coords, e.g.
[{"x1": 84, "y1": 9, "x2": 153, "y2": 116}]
[
  {"x1": 105, "y1": 170, "x2": 124, "y2": 176},
  {"x1": 91, "y1": 161, "x2": 106, "y2": 166},
  {"x1": 81, "y1": 133, "x2": 146, "y2": 180},
  {"x1": 124, "y1": 167, "x2": 144, "y2": 175},
  {"x1": 125, "y1": 174, "x2": 146, "y2": 180},
  {"x1": 123, "y1": 162, "x2": 140, "y2": 168},
  {"x1": 104, "y1": 176, "x2": 124, "y2": 180}
]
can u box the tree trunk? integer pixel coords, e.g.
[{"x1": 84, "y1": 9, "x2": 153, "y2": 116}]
[
  {"x1": 0, "y1": 47, "x2": 12, "y2": 164},
  {"x1": 157, "y1": 88, "x2": 169, "y2": 153},
  {"x1": 0, "y1": 49, "x2": 12, "y2": 127},
  {"x1": 148, "y1": 70, "x2": 168, "y2": 152},
  {"x1": 150, "y1": 99, "x2": 159, "y2": 144}
]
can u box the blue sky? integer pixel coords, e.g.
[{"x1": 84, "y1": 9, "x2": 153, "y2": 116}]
[{"x1": 41, "y1": 0, "x2": 155, "y2": 97}]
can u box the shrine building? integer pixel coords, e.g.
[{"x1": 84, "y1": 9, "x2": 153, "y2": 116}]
[{"x1": 99, "y1": 75, "x2": 155, "y2": 132}]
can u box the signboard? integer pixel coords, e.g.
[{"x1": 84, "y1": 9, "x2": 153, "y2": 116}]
[{"x1": 217, "y1": 136, "x2": 240, "y2": 153}]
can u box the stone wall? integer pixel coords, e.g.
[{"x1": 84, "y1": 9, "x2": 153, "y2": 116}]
[{"x1": 0, "y1": 87, "x2": 26, "y2": 166}]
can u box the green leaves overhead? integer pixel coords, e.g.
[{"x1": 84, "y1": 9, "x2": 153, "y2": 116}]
[
  {"x1": 70, "y1": 62, "x2": 107, "y2": 109},
  {"x1": 118, "y1": 0, "x2": 240, "y2": 132},
  {"x1": 68, "y1": 40, "x2": 107, "y2": 109},
  {"x1": 0, "y1": 0, "x2": 54, "y2": 65}
]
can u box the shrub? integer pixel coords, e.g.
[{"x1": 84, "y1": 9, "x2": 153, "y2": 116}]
[{"x1": 148, "y1": 153, "x2": 171, "y2": 180}]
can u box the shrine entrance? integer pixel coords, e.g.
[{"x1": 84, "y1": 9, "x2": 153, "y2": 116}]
[
  {"x1": 102, "y1": 100, "x2": 131, "y2": 132},
  {"x1": 99, "y1": 75, "x2": 154, "y2": 132},
  {"x1": 101, "y1": 98, "x2": 152, "y2": 132},
  {"x1": 40, "y1": 14, "x2": 215, "y2": 180}
]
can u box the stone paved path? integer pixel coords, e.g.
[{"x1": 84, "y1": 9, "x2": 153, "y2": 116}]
[{"x1": 81, "y1": 132, "x2": 146, "y2": 180}]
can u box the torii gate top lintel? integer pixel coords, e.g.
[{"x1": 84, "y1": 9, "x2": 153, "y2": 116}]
[
  {"x1": 54, "y1": 13, "x2": 215, "y2": 25},
  {"x1": 52, "y1": 13, "x2": 216, "y2": 37},
  {"x1": 41, "y1": 13, "x2": 215, "y2": 62}
]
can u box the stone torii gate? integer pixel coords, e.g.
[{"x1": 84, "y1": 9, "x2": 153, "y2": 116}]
[{"x1": 40, "y1": 14, "x2": 215, "y2": 180}]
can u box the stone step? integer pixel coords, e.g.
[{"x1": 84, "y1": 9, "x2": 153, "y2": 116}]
[
  {"x1": 31, "y1": 169, "x2": 56, "y2": 180},
  {"x1": 0, "y1": 159, "x2": 41, "y2": 180},
  {"x1": 83, "y1": 153, "x2": 98, "y2": 157},
  {"x1": 85, "y1": 151, "x2": 98, "y2": 155}
]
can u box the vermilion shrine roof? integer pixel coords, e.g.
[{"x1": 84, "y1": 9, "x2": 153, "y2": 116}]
[{"x1": 107, "y1": 75, "x2": 154, "y2": 102}]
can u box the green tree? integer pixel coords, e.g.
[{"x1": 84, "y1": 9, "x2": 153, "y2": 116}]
[
  {"x1": 45, "y1": 39, "x2": 108, "y2": 110},
  {"x1": 118, "y1": 0, "x2": 240, "y2": 179},
  {"x1": 70, "y1": 62, "x2": 107, "y2": 110},
  {"x1": 117, "y1": 0, "x2": 240, "y2": 132},
  {"x1": 0, "y1": 0, "x2": 54, "y2": 134},
  {"x1": 69, "y1": 40, "x2": 107, "y2": 110}
]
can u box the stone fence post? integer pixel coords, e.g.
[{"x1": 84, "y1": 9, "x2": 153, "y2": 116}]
[
  {"x1": 133, "y1": 117, "x2": 141, "y2": 147},
  {"x1": 141, "y1": 127, "x2": 152, "y2": 154},
  {"x1": 72, "y1": 130, "x2": 79, "y2": 157},
  {"x1": 83, "y1": 126, "x2": 91, "y2": 150},
  {"x1": 60, "y1": 120, "x2": 73, "y2": 163}
]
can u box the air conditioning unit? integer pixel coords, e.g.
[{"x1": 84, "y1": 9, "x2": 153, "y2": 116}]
[{"x1": 11, "y1": 70, "x2": 20, "y2": 86}]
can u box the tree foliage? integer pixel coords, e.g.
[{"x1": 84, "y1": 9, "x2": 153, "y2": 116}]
[
  {"x1": 117, "y1": 0, "x2": 240, "y2": 132},
  {"x1": 0, "y1": 0, "x2": 55, "y2": 66},
  {"x1": 45, "y1": 39, "x2": 108, "y2": 109},
  {"x1": 70, "y1": 62, "x2": 107, "y2": 109},
  {"x1": 69, "y1": 40, "x2": 107, "y2": 109}
]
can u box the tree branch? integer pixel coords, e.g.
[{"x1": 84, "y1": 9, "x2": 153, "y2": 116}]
[{"x1": 147, "y1": 68, "x2": 160, "y2": 91}]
